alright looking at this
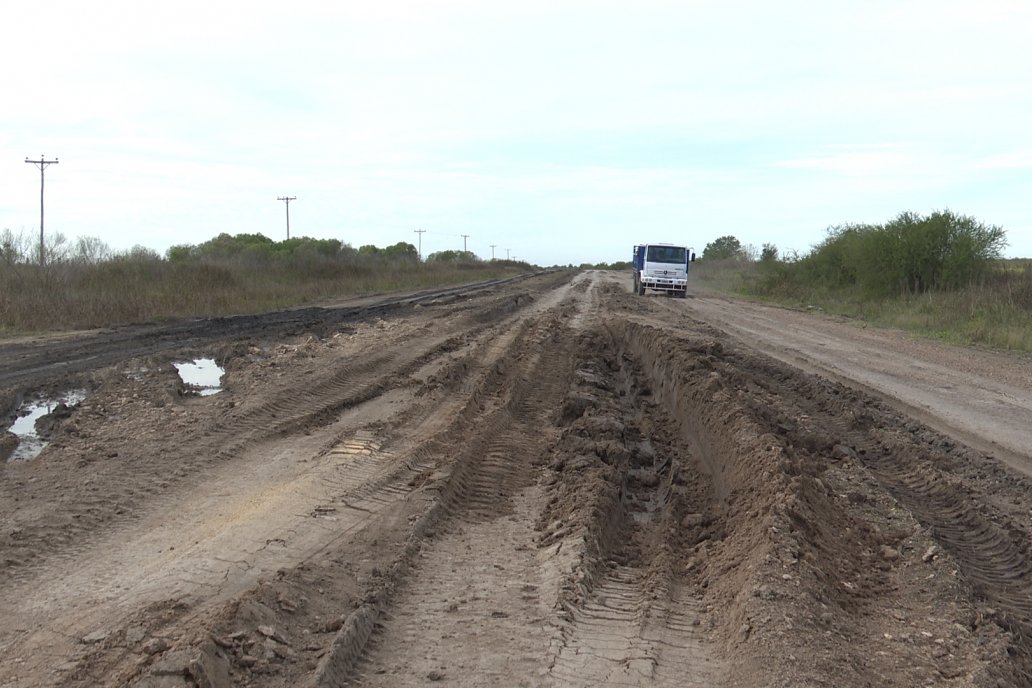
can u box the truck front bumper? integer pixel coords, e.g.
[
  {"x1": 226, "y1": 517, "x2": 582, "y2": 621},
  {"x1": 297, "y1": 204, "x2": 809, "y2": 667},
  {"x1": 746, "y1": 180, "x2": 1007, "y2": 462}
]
[{"x1": 642, "y1": 278, "x2": 687, "y2": 290}]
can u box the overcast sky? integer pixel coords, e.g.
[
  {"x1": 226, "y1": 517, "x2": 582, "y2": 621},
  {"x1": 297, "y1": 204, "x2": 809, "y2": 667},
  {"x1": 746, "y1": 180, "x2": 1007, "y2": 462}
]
[{"x1": 2, "y1": 1, "x2": 1030, "y2": 266}]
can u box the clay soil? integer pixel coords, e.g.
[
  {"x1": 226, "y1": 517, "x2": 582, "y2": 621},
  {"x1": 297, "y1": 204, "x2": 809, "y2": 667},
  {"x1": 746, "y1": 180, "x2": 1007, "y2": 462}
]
[{"x1": 3, "y1": 271, "x2": 1032, "y2": 687}]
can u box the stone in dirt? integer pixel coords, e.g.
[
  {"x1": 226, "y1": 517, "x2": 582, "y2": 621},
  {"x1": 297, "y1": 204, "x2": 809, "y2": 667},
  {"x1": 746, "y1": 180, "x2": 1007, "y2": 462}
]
[
  {"x1": 143, "y1": 637, "x2": 171, "y2": 655},
  {"x1": 681, "y1": 512, "x2": 705, "y2": 527},
  {"x1": 81, "y1": 629, "x2": 109, "y2": 644},
  {"x1": 257, "y1": 624, "x2": 289, "y2": 645},
  {"x1": 143, "y1": 641, "x2": 231, "y2": 688}
]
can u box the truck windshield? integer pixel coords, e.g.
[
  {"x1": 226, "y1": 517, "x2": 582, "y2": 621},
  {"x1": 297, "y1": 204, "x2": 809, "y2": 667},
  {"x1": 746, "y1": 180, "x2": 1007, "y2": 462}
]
[{"x1": 646, "y1": 246, "x2": 686, "y2": 264}]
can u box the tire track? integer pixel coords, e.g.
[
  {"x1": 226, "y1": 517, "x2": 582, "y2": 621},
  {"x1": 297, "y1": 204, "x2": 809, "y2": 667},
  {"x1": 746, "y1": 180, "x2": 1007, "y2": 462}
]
[
  {"x1": 311, "y1": 289, "x2": 580, "y2": 687},
  {"x1": 49, "y1": 283, "x2": 575, "y2": 686},
  {"x1": 0, "y1": 281, "x2": 570, "y2": 687},
  {"x1": 622, "y1": 306, "x2": 1032, "y2": 684},
  {"x1": 759, "y1": 354, "x2": 1032, "y2": 676},
  {"x1": 543, "y1": 325, "x2": 726, "y2": 688},
  {"x1": 2, "y1": 317, "x2": 493, "y2": 585}
]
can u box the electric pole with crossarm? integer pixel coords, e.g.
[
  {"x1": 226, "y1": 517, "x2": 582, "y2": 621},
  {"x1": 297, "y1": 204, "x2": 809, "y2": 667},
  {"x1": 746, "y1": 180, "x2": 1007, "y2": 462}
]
[
  {"x1": 277, "y1": 196, "x2": 296, "y2": 240},
  {"x1": 25, "y1": 155, "x2": 58, "y2": 266},
  {"x1": 414, "y1": 228, "x2": 426, "y2": 261}
]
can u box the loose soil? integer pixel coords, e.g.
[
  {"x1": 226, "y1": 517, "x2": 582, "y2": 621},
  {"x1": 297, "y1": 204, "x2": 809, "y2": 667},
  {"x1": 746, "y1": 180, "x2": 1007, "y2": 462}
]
[{"x1": 2, "y1": 271, "x2": 1032, "y2": 687}]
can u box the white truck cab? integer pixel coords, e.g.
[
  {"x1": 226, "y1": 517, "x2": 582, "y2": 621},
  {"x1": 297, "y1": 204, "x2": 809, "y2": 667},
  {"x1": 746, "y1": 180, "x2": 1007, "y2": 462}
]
[{"x1": 632, "y1": 243, "x2": 695, "y2": 297}]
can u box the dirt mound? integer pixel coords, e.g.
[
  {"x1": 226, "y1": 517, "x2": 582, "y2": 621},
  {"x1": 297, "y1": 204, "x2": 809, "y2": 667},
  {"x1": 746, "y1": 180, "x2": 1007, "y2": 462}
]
[{"x1": 609, "y1": 316, "x2": 1015, "y2": 686}]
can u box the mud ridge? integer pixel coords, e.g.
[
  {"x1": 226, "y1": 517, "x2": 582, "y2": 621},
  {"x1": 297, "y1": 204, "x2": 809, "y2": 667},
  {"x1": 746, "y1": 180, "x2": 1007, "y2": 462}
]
[
  {"x1": 609, "y1": 316, "x2": 1014, "y2": 685},
  {"x1": 691, "y1": 328, "x2": 1032, "y2": 684}
]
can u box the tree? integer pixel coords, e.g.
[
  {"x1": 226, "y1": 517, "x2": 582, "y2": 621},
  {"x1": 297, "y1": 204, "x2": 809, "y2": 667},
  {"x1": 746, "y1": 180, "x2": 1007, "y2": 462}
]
[
  {"x1": 73, "y1": 236, "x2": 112, "y2": 264},
  {"x1": 760, "y1": 243, "x2": 779, "y2": 263},
  {"x1": 166, "y1": 244, "x2": 196, "y2": 262},
  {"x1": 427, "y1": 250, "x2": 479, "y2": 263},
  {"x1": 383, "y1": 242, "x2": 418, "y2": 260},
  {"x1": 785, "y1": 211, "x2": 1005, "y2": 297},
  {"x1": 0, "y1": 229, "x2": 31, "y2": 265},
  {"x1": 196, "y1": 232, "x2": 275, "y2": 259},
  {"x1": 702, "y1": 235, "x2": 743, "y2": 261},
  {"x1": 125, "y1": 245, "x2": 161, "y2": 261}
]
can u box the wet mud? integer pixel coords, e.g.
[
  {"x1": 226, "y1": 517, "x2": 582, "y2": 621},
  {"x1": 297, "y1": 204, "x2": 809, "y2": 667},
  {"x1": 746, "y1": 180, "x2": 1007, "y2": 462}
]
[{"x1": 2, "y1": 271, "x2": 1032, "y2": 686}]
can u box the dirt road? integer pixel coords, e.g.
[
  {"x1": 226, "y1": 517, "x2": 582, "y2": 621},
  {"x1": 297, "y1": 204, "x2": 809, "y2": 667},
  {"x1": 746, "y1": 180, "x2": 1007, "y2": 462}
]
[{"x1": 2, "y1": 271, "x2": 1032, "y2": 687}]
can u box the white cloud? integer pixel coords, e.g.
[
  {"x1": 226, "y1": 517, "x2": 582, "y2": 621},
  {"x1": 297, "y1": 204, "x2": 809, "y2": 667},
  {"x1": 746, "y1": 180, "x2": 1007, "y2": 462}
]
[
  {"x1": 975, "y1": 151, "x2": 1032, "y2": 171},
  {"x1": 2, "y1": 1, "x2": 1032, "y2": 265}
]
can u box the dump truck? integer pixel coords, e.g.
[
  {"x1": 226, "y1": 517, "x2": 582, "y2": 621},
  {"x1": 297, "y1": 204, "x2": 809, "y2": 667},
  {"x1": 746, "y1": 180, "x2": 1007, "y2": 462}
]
[{"x1": 632, "y1": 243, "x2": 695, "y2": 297}]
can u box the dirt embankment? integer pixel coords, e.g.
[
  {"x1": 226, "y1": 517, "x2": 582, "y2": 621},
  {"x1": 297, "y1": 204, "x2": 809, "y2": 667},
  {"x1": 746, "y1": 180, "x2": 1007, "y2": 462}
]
[{"x1": 2, "y1": 271, "x2": 1032, "y2": 686}]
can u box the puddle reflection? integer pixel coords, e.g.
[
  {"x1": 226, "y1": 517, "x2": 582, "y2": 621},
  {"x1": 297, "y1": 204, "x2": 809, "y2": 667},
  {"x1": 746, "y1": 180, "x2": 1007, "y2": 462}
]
[
  {"x1": 6, "y1": 390, "x2": 87, "y2": 461},
  {"x1": 173, "y1": 358, "x2": 225, "y2": 396}
]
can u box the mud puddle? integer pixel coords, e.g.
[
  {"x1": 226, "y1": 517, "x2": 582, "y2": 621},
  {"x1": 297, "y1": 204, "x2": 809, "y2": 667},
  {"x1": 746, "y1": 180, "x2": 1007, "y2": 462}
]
[
  {"x1": 5, "y1": 390, "x2": 86, "y2": 461},
  {"x1": 173, "y1": 358, "x2": 225, "y2": 396}
]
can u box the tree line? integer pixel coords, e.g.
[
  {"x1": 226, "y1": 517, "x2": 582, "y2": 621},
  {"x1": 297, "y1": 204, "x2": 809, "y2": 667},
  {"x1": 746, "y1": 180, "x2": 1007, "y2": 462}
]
[
  {"x1": 699, "y1": 210, "x2": 1007, "y2": 297},
  {"x1": 1, "y1": 229, "x2": 494, "y2": 268}
]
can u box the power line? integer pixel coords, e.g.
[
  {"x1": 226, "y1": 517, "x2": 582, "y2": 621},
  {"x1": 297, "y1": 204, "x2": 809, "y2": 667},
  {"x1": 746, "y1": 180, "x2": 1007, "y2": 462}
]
[
  {"x1": 414, "y1": 229, "x2": 426, "y2": 261},
  {"x1": 277, "y1": 196, "x2": 296, "y2": 240},
  {"x1": 24, "y1": 154, "x2": 58, "y2": 267}
]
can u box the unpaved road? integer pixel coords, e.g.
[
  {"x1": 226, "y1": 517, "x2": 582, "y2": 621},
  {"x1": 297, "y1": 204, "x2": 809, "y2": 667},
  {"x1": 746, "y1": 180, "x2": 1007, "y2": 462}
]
[{"x1": 2, "y1": 271, "x2": 1032, "y2": 687}]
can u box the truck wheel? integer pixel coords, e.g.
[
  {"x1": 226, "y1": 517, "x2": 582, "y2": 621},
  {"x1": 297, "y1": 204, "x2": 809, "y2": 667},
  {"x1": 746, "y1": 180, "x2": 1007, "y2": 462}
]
[{"x1": 638, "y1": 283, "x2": 646, "y2": 296}]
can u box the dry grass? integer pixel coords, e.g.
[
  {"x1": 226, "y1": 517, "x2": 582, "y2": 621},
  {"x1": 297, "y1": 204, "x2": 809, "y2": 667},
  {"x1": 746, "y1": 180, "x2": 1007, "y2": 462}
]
[
  {"x1": 692, "y1": 258, "x2": 1032, "y2": 353},
  {"x1": 0, "y1": 257, "x2": 528, "y2": 335}
]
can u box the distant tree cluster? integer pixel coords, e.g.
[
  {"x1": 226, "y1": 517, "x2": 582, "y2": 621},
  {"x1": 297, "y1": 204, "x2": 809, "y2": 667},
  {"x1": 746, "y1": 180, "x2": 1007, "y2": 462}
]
[
  {"x1": 1, "y1": 227, "x2": 127, "y2": 266},
  {"x1": 749, "y1": 210, "x2": 1006, "y2": 297},
  {"x1": 358, "y1": 242, "x2": 419, "y2": 261},
  {"x1": 426, "y1": 249, "x2": 480, "y2": 263},
  {"x1": 166, "y1": 233, "x2": 359, "y2": 263},
  {"x1": 0, "y1": 227, "x2": 507, "y2": 271},
  {"x1": 0, "y1": 228, "x2": 527, "y2": 333},
  {"x1": 701, "y1": 235, "x2": 744, "y2": 261},
  {"x1": 585, "y1": 260, "x2": 632, "y2": 270}
]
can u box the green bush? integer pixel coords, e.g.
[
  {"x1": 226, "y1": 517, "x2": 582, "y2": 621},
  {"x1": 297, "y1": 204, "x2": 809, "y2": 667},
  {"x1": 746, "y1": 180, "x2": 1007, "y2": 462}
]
[
  {"x1": 427, "y1": 250, "x2": 479, "y2": 263},
  {"x1": 756, "y1": 211, "x2": 1005, "y2": 299},
  {"x1": 702, "y1": 235, "x2": 743, "y2": 261}
]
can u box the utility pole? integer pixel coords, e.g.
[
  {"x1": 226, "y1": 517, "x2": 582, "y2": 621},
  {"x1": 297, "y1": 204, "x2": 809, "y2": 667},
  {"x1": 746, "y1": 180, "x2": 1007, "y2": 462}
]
[
  {"x1": 277, "y1": 196, "x2": 296, "y2": 239},
  {"x1": 414, "y1": 228, "x2": 426, "y2": 260},
  {"x1": 25, "y1": 154, "x2": 58, "y2": 267},
  {"x1": 489, "y1": 244, "x2": 496, "y2": 260},
  {"x1": 505, "y1": 248, "x2": 511, "y2": 261},
  {"x1": 461, "y1": 234, "x2": 470, "y2": 254}
]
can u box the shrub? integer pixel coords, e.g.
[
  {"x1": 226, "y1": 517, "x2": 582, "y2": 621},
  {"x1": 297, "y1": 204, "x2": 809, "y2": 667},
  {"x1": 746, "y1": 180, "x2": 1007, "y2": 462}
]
[
  {"x1": 757, "y1": 211, "x2": 1006, "y2": 299},
  {"x1": 702, "y1": 235, "x2": 743, "y2": 261}
]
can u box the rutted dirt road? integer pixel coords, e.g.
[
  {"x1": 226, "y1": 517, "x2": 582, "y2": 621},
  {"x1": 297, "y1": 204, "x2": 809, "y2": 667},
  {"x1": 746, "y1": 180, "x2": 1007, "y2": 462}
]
[{"x1": 3, "y1": 270, "x2": 1032, "y2": 687}]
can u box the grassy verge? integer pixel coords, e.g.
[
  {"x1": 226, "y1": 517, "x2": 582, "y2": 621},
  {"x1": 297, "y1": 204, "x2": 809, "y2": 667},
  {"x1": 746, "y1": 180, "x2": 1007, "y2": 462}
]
[
  {"x1": 692, "y1": 259, "x2": 1032, "y2": 354},
  {"x1": 0, "y1": 258, "x2": 530, "y2": 335}
]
